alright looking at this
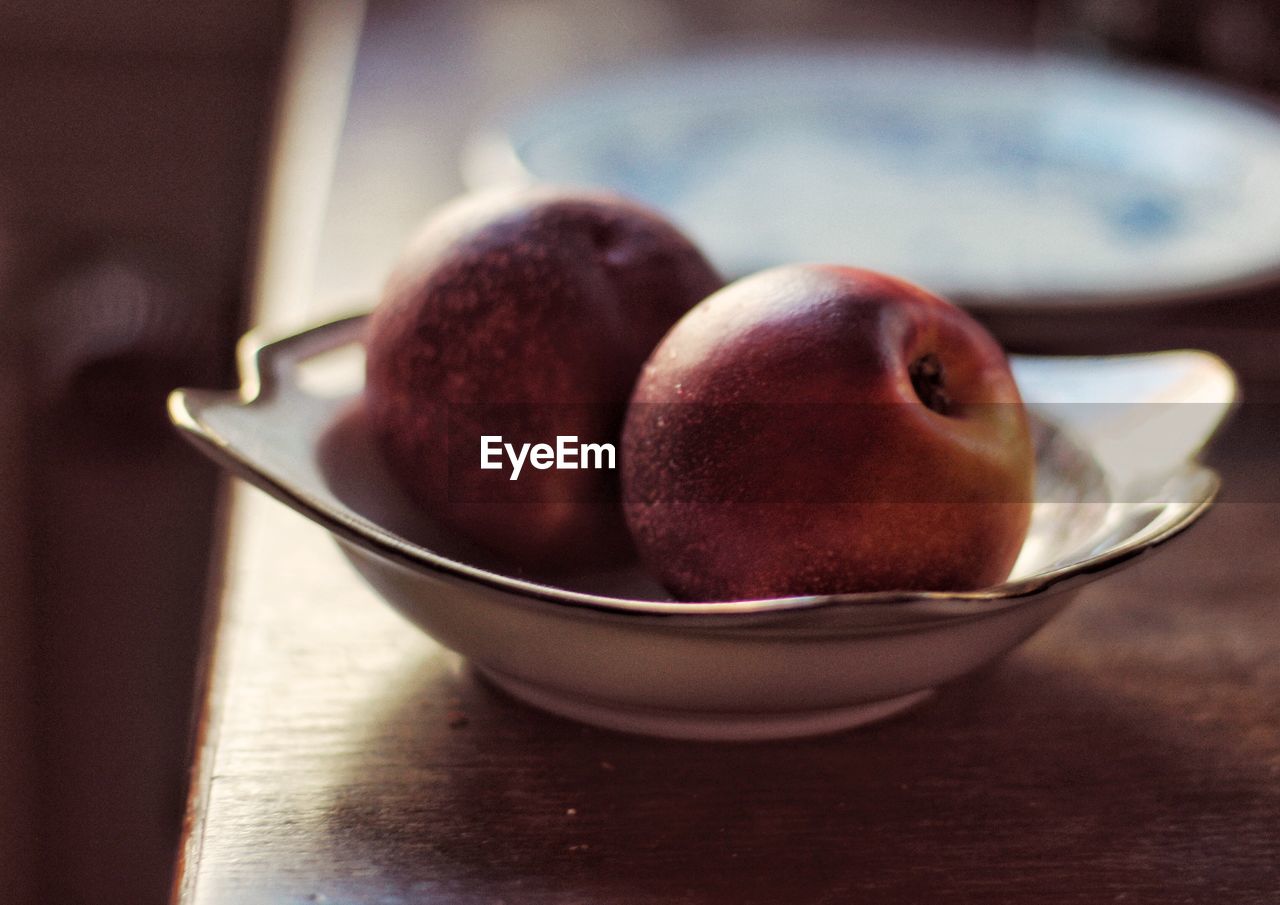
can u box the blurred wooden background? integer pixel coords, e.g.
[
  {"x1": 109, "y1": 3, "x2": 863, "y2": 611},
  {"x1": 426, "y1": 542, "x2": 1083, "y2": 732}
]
[{"x1": 0, "y1": 3, "x2": 290, "y2": 904}]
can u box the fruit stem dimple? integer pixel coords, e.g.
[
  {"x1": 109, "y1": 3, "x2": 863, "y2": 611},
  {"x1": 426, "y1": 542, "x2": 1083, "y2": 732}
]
[{"x1": 909, "y1": 353, "x2": 951, "y2": 415}]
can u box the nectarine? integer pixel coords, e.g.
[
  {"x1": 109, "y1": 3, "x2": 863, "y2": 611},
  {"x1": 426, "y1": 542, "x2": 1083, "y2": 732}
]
[
  {"x1": 365, "y1": 187, "x2": 722, "y2": 569},
  {"x1": 621, "y1": 264, "x2": 1034, "y2": 600}
]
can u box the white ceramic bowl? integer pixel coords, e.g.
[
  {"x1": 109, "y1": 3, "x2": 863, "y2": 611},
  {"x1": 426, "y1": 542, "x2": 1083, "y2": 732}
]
[{"x1": 169, "y1": 316, "x2": 1233, "y2": 740}]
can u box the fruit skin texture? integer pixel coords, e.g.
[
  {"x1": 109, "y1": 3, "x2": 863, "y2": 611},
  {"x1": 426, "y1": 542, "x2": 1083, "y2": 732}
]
[
  {"x1": 621, "y1": 264, "x2": 1034, "y2": 601},
  {"x1": 364, "y1": 187, "x2": 722, "y2": 569}
]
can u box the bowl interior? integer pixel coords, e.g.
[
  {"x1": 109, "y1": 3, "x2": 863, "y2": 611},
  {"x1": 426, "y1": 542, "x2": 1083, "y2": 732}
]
[{"x1": 315, "y1": 396, "x2": 1109, "y2": 601}]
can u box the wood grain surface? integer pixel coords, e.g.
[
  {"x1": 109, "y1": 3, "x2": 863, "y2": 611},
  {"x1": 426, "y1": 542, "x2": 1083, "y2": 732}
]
[{"x1": 173, "y1": 402, "x2": 1280, "y2": 905}]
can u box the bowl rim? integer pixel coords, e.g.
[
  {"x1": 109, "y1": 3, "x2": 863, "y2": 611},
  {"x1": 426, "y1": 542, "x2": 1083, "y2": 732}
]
[{"x1": 168, "y1": 313, "x2": 1222, "y2": 624}]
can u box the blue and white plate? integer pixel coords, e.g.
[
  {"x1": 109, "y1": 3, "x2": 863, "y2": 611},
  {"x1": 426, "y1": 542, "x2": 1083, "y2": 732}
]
[{"x1": 466, "y1": 48, "x2": 1280, "y2": 307}]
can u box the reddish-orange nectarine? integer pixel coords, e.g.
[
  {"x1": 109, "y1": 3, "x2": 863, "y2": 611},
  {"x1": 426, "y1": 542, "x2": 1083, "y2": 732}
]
[
  {"x1": 621, "y1": 264, "x2": 1034, "y2": 600},
  {"x1": 365, "y1": 187, "x2": 722, "y2": 569}
]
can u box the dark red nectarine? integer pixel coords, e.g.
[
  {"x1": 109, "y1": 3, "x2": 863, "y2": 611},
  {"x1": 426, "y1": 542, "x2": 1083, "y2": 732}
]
[
  {"x1": 364, "y1": 187, "x2": 722, "y2": 569},
  {"x1": 621, "y1": 264, "x2": 1034, "y2": 600}
]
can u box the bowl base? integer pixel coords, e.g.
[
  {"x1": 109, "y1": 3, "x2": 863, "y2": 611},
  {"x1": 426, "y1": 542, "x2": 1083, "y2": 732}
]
[{"x1": 476, "y1": 666, "x2": 935, "y2": 741}]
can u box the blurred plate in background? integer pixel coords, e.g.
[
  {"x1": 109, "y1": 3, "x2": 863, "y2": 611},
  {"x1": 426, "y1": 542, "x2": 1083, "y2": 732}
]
[{"x1": 466, "y1": 47, "x2": 1280, "y2": 312}]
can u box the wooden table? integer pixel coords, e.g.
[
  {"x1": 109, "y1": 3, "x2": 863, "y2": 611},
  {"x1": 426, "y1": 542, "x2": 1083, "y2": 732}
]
[
  {"x1": 175, "y1": 414, "x2": 1280, "y2": 905},
  {"x1": 174, "y1": 3, "x2": 1280, "y2": 902}
]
